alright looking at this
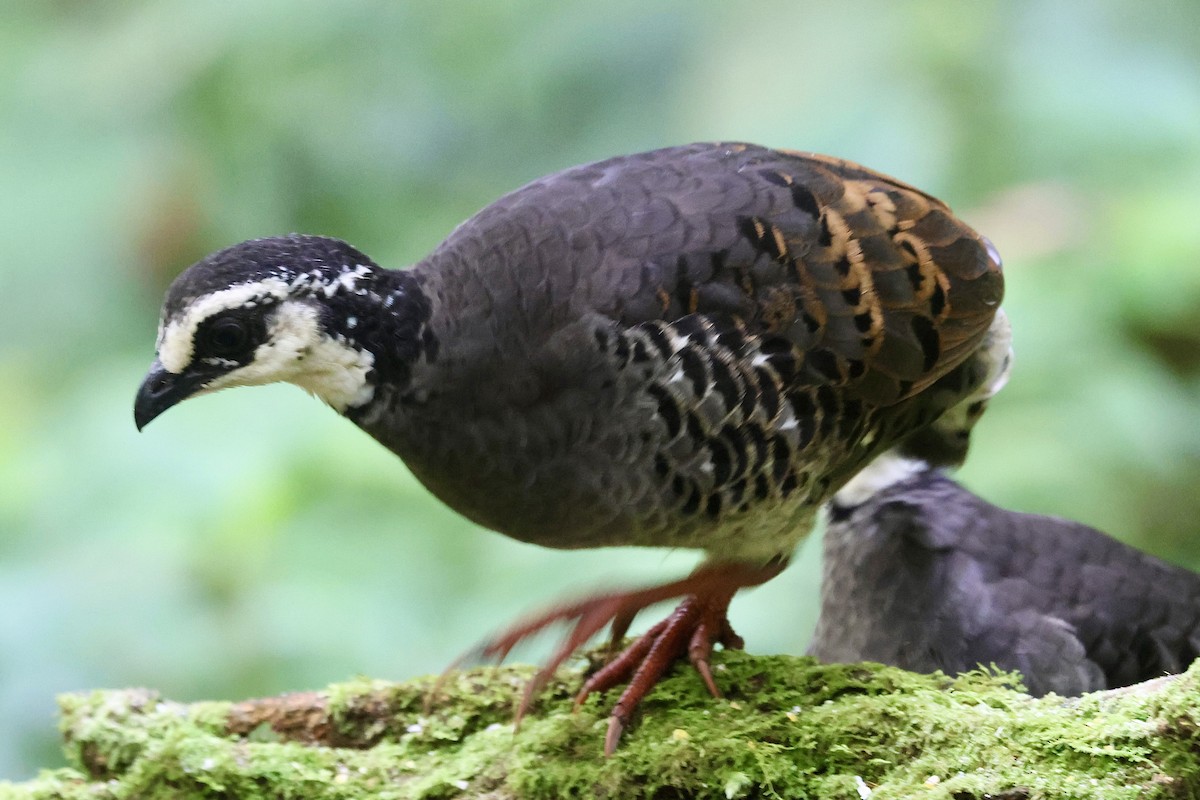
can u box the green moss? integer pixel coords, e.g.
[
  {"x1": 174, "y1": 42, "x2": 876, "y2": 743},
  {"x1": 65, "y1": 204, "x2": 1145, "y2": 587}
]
[{"x1": 3, "y1": 654, "x2": 1199, "y2": 799}]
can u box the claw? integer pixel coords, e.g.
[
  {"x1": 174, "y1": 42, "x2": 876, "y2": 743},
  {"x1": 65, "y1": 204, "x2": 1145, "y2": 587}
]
[
  {"x1": 607, "y1": 608, "x2": 638, "y2": 652},
  {"x1": 689, "y1": 622, "x2": 722, "y2": 698},
  {"x1": 604, "y1": 714, "x2": 626, "y2": 757},
  {"x1": 435, "y1": 557, "x2": 788, "y2": 754},
  {"x1": 575, "y1": 618, "x2": 664, "y2": 708}
]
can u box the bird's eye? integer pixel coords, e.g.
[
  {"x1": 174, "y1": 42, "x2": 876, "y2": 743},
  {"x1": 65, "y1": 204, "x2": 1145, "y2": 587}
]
[{"x1": 205, "y1": 317, "x2": 250, "y2": 356}]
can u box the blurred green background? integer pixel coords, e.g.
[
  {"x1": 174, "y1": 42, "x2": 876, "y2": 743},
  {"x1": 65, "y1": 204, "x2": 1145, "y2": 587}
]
[{"x1": 2, "y1": 0, "x2": 1198, "y2": 780}]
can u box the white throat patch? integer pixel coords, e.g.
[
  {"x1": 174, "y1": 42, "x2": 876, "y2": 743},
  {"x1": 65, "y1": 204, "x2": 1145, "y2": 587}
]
[{"x1": 159, "y1": 291, "x2": 376, "y2": 413}]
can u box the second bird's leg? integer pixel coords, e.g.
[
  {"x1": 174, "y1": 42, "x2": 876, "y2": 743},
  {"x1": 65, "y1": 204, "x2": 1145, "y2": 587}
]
[{"x1": 467, "y1": 557, "x2": 787, "y2": 755}]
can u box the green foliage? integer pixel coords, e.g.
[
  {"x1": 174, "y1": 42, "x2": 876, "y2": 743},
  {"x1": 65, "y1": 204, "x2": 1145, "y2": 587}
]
[{"x1": 1, "y1": 0, "x2": 1198, "y2": 782}]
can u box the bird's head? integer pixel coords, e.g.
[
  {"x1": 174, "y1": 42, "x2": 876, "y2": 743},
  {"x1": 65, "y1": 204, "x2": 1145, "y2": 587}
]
[{"x1": 134, "y1": 234, "x2": 422, "y2": 430}]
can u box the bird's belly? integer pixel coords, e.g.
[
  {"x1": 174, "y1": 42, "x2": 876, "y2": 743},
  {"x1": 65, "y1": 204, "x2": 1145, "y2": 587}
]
[
  {"x1": 357, "y1": 389, "x2": 823, "y2": 562},
  {"x1": 352, "y1": 306, "x2": 927, "y2": 562}
]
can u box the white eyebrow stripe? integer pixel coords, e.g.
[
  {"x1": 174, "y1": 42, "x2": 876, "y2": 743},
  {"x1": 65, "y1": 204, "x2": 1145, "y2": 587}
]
[{"x1": 157, "y1": 278, "x2": 291, "y2": 373}]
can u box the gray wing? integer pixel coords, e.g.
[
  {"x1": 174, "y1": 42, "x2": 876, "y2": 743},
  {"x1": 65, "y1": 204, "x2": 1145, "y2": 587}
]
[
  {"x1": 418, "y1": 142, "x2": 1003, "y2": 408},
  {"x1": 811, "y1": 468, "x2": 1200, "y2": 695},
  {"x1": 401, "y1": 144, "x2": 1004, "y2": 551}
]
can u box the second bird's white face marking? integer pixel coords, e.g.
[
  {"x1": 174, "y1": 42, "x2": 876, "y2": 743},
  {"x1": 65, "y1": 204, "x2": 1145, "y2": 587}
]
[
  {"x1": 831, "y1": 453, "x2": 927, "y2": 509},
  {"x1": 156, "y1": 284, "x2": 376, "y2": 413},
  {"x1": 827, "y1": 309, "x2": 1016, "y2": 514}
]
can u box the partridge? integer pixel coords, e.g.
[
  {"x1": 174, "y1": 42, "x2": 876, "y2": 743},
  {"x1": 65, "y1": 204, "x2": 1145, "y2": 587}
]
[
  {"x1": 811, "y1": 461, "x2": 1200, "y2": 696},
  {"x1": 134, "y1": 142, "x2": 1005, "y2": 752}
]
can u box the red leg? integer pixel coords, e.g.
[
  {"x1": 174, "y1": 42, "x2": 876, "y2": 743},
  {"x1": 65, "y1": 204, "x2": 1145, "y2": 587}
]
[{"x1": 441, "y1": 557, "x2": 787, "y2": 755}]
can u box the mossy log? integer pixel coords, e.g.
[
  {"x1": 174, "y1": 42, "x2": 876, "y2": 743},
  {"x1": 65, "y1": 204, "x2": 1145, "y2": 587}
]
[{"x1": 3, "y1": 652, "x2": 1199, "y2": 799}]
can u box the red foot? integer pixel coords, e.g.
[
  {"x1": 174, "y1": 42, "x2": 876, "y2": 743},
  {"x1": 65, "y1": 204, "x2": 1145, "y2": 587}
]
[{"x1": 441, "y1": 558, "x2": 786, "y2": 756}]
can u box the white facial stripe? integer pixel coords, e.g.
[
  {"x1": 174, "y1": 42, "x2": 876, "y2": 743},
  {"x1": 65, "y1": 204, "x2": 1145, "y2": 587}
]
[
  {"x1": 196, "y1": 300, "x2": 375, "y2": 412},
  {"x1": 157, "y1": 278, "x2": 291, "y2": 373}
]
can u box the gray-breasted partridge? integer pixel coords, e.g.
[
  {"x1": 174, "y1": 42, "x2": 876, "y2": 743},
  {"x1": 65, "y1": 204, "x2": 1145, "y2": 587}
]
[
  {"x1": 810, "y1": 461, "x2": 1200, "y2": 696},
  {"x1": 134, "y1": 142, "x2": 1004, "y2": 753}
]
